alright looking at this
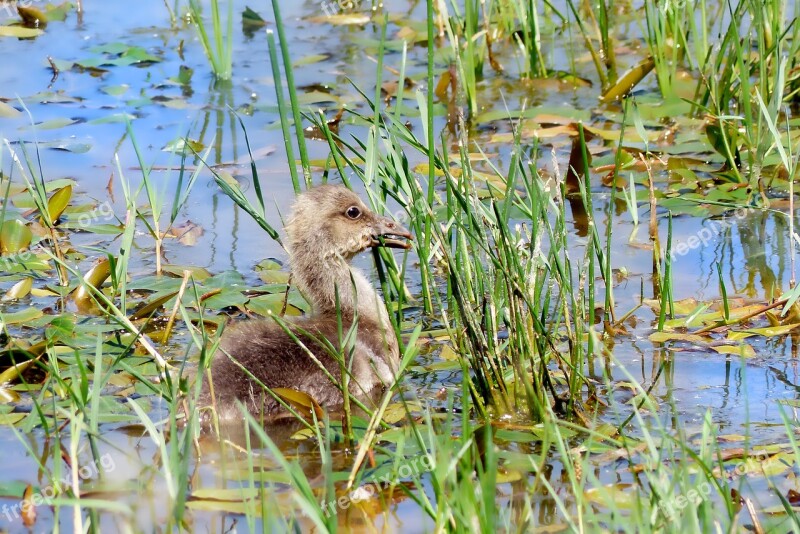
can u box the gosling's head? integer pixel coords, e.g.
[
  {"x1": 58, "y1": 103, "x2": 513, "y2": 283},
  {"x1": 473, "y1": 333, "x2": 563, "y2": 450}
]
[{"x1": 286, "y1": 185, "x2": 412, "y2": 262}]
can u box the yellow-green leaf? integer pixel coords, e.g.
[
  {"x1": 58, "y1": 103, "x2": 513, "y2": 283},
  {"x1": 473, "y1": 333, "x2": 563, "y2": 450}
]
[
  {"x1": 600, "y1": 56, "x2": 655, "y2": 103},
  {"x1": 0, "y1": 307, "x2": 43, "y2": 324},
  {"x1": 0, "y1": 358, "x2": 37, "y2": 386},
  {"x1": 45, "y1": 184, "x2": 73, "y2": 224},
  {"x1": 710, "y1": 344, "x2": 755, "y2": 358},
  {"x1": 306, "y1": 14, "x2": 370, "y2": 25},
  {"x1": 3, "y1": 277, "x2": 33, "y2": 301},
  {"x1": 130, "y1": 291, "x2": 179, "y2": 320},
  {"x1": 272, "y1": 387, "x2": 324, "y2": 420},
  {"x1": 72, "y1": 257, "x2": 111, "y2": 309},
  {"x1": 0, "y1": 220, "x2": 33, "y2": 254},
  {"x1": 0, "y1": 26, "x2": 43, "y2": 38},
  {"x1": 0, "y1": 413, "x2": 25, "y2": 425}
]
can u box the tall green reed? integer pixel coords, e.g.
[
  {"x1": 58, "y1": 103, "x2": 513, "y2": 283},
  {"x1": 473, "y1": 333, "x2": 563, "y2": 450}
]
[{"x1": 187, "y1": 0, "x2": 234, "y2": 81}]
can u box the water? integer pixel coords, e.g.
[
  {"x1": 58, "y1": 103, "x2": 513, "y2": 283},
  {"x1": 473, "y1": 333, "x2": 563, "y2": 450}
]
[{"x1": 0, "y1": 0, "x2": 798, "y2": 530}]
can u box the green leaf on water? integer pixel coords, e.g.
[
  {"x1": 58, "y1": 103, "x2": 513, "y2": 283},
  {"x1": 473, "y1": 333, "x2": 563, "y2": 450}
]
[
  {"x1": 0, "y1": 413, "x2": 25, "y2": 425},
  {"x1": 60, "y1": 222, "x2": 123, "y2": 234},
  {"x1": 22, "y1": 117, "x2": 79, "y2": 130},
  {"x1": 242, "y1": 7, "x2": 267, "y2": 28},
  {"x1": 162, "y1": 265, "x2": 211, "y2": 280},
  {"x1": 0, "y1": 220, "x2": 33, "y2": 254},
  {"x1": 0, "y1": 26, "x2": 43, "y2": 38},
  {"x1": 203, "y1": 271, "x2": 245, "y2": 290},
  {"x1": 162, "y1": 137, "x2": 204, "y2": 154},
  {"x1": 599, "y1": 56, "x2": 656, "y2": 103},
  {"x1": 173, "y1": 65, "x2": 193, "y2": 85},
  {"x1": 0, "y1": 307, "x2": 44, "y2": 325},
  {"x1": 72, "y1": 258, "x2": 111, "y2": 310},
  {"x1": 87, "y1": 113, "x2": 137, "y2": 125},
  {"x1": 46, "y1": 184, "x2": 73, "y2": 223},
  {"x1": 246, "y1": 293, "x2": 304, "y2": 317},
  {"x1": 89, "y1": 42, "x2": 131, "y2": 55},
  {"x1": 3, "y1": 277, "x2": 33, "y2": 301},
  {"x1": 45, "y1": 315, "x2": 76, "y2": 343},
  {"x1": 39, "y1": 139, "x2": 92, "y2": 153},
  {"x1": 101, "y1": 84, "x2": 130, "y2": 96},
  {"x1": 293, "y1": 54, "x2": 331, "y2": 67},
  {"x1": 474, "y1": 106, "x2": 591, "y2": 125},
  {"x1": 44, "y1": 2, "x2": 73, "y2": 22},
  {"x1": 306, "y1": 13, "x2": 371, "y2": 25},
  {"x1": 201, "y1": 288, "x2": 248, "y2": 310},
  {"x1": 130, "y1": 291, "x2": 180, "y2": 320}
]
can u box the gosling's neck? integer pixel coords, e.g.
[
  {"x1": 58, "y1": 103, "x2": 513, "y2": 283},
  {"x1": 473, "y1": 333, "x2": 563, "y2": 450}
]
[{"x1": 289, "y1": 245, "x2": 391, "y2": 330}]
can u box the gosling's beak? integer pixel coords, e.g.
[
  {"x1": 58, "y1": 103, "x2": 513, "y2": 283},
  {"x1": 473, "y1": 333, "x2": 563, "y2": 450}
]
[{"x1": 371, "y1": 216, "x2": 413, "y2": 249}]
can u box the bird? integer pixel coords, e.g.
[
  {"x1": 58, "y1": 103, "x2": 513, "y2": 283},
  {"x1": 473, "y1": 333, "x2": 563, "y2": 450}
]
[{"x1": 198, "y1": 184, "x2": 412, "y2": 421}]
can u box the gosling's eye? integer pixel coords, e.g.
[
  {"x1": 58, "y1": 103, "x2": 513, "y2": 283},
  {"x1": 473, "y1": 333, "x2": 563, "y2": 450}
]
[{"x1": 345, "y1": 206, "x2": 362, "y2": 219}]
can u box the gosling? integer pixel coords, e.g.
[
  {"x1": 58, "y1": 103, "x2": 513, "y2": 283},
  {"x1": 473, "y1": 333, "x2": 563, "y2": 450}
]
[{"x1": 199, "y1": 185, "x2": 412, "y2": 420}]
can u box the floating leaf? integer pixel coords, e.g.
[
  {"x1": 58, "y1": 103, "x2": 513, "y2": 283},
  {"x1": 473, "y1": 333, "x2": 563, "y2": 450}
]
[
  {"x1": 23, "y1": 117, "x2": 80, "y2": 130},
  {"x1": 0, "y1": 387, "x2": 20, "y2": 403},
  {"x1": 72, "y1": 257, "x2": 111, "y2": 310},
  {"x1": 172, "y1": 65, "x2": 193, "y2": 85},
  {"x1": 3, "y1": 277, "x2": 33, "y2": 301},
  {"x1": 44, "y1": 2, "x2": 72, "y2": 22},
  {"x1": 186, "y1": 487, "x2": 265, "y2": 515},
  {"x1": 162, "y1": 264, "x2": 211, "y2": 280},
  {"x1": 0, "y1": 357, "x2": 38, "y2": 385},
  {"x1": 600, "y1": 56, "x2": 656, "y2": 102},
  {"x1": 293, "y1": 54, "x2": 330, "y2": 67},
  {"x1": 649, "y1": 332, "x2": 707, "y2": 344},
  {"x1": 0, "y1": 26, "x2": 43, "y2": 38},
  {"x1": 87, "y1": 113, "x2": 137, "y2": 125},
  {"x1": 0, "y1": 413, "x2": 25, "y2": 425},
  {"x1": 710, "y1": 344, "x2": 755, "y2": 358},
  {"x1": 45, "y1": 184, "x2": 73, "y2": 223},
  {"x1": 38, "y1": 139, "x2": 92, "y2": 153},
  {"x1": 162, "y1": 137, "x2": 204, "y2": 154},
  {"x1": 18, "y1": 6, "x2": 48, "y2": 27},
  {"x1": 272, "y1": 387, "x2": 324, "y2": 420},
  {"x1": 242, "y1": 7, "x2": 267, "y2": 29},
  {"x1": 0, "y1": 220, "x2": 33, "y2": 254},
  {"x1": 255, "y1": 260, "x2": 290, "y2": 283},
  {"x1": 130, "y1": 291, "x2": 180, "y2": 320},
  {"x1": 191, "y1": 487, "x2": 260, "y2": 501},
  {"x1": 199, "y1": 288, "x2": 248, "y2": 310},
  {"x1": 307, "y1": 14, "x2": 371, "y2": 25},
  {"x1": 0, "y1": 101, "x2": 21, "y2": 118},
  {"x1": 101, "y1": 84, "x2": 129, "y2": 96},
  {"x1": 728, "y1": 323, "x2": 800, "y2": 339},
  {"x1": 246, "y1": 293, "x2": 303, "y2": 317}
]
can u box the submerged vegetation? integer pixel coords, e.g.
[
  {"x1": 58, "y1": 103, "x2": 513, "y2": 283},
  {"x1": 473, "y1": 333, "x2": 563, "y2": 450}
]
[{"x1": 0, "y1": 0, "x2": 799, "y2": 531}]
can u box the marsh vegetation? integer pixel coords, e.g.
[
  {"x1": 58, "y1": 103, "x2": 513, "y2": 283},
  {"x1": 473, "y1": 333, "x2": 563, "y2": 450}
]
[{"x1": 0, "y1": 0, "x2": 799, "y2": 531}]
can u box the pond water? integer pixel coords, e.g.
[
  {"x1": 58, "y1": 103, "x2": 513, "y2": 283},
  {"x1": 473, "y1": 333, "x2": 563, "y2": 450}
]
[{"x1": 0, "y1": 0, "x2": 799, "y2": 531}]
